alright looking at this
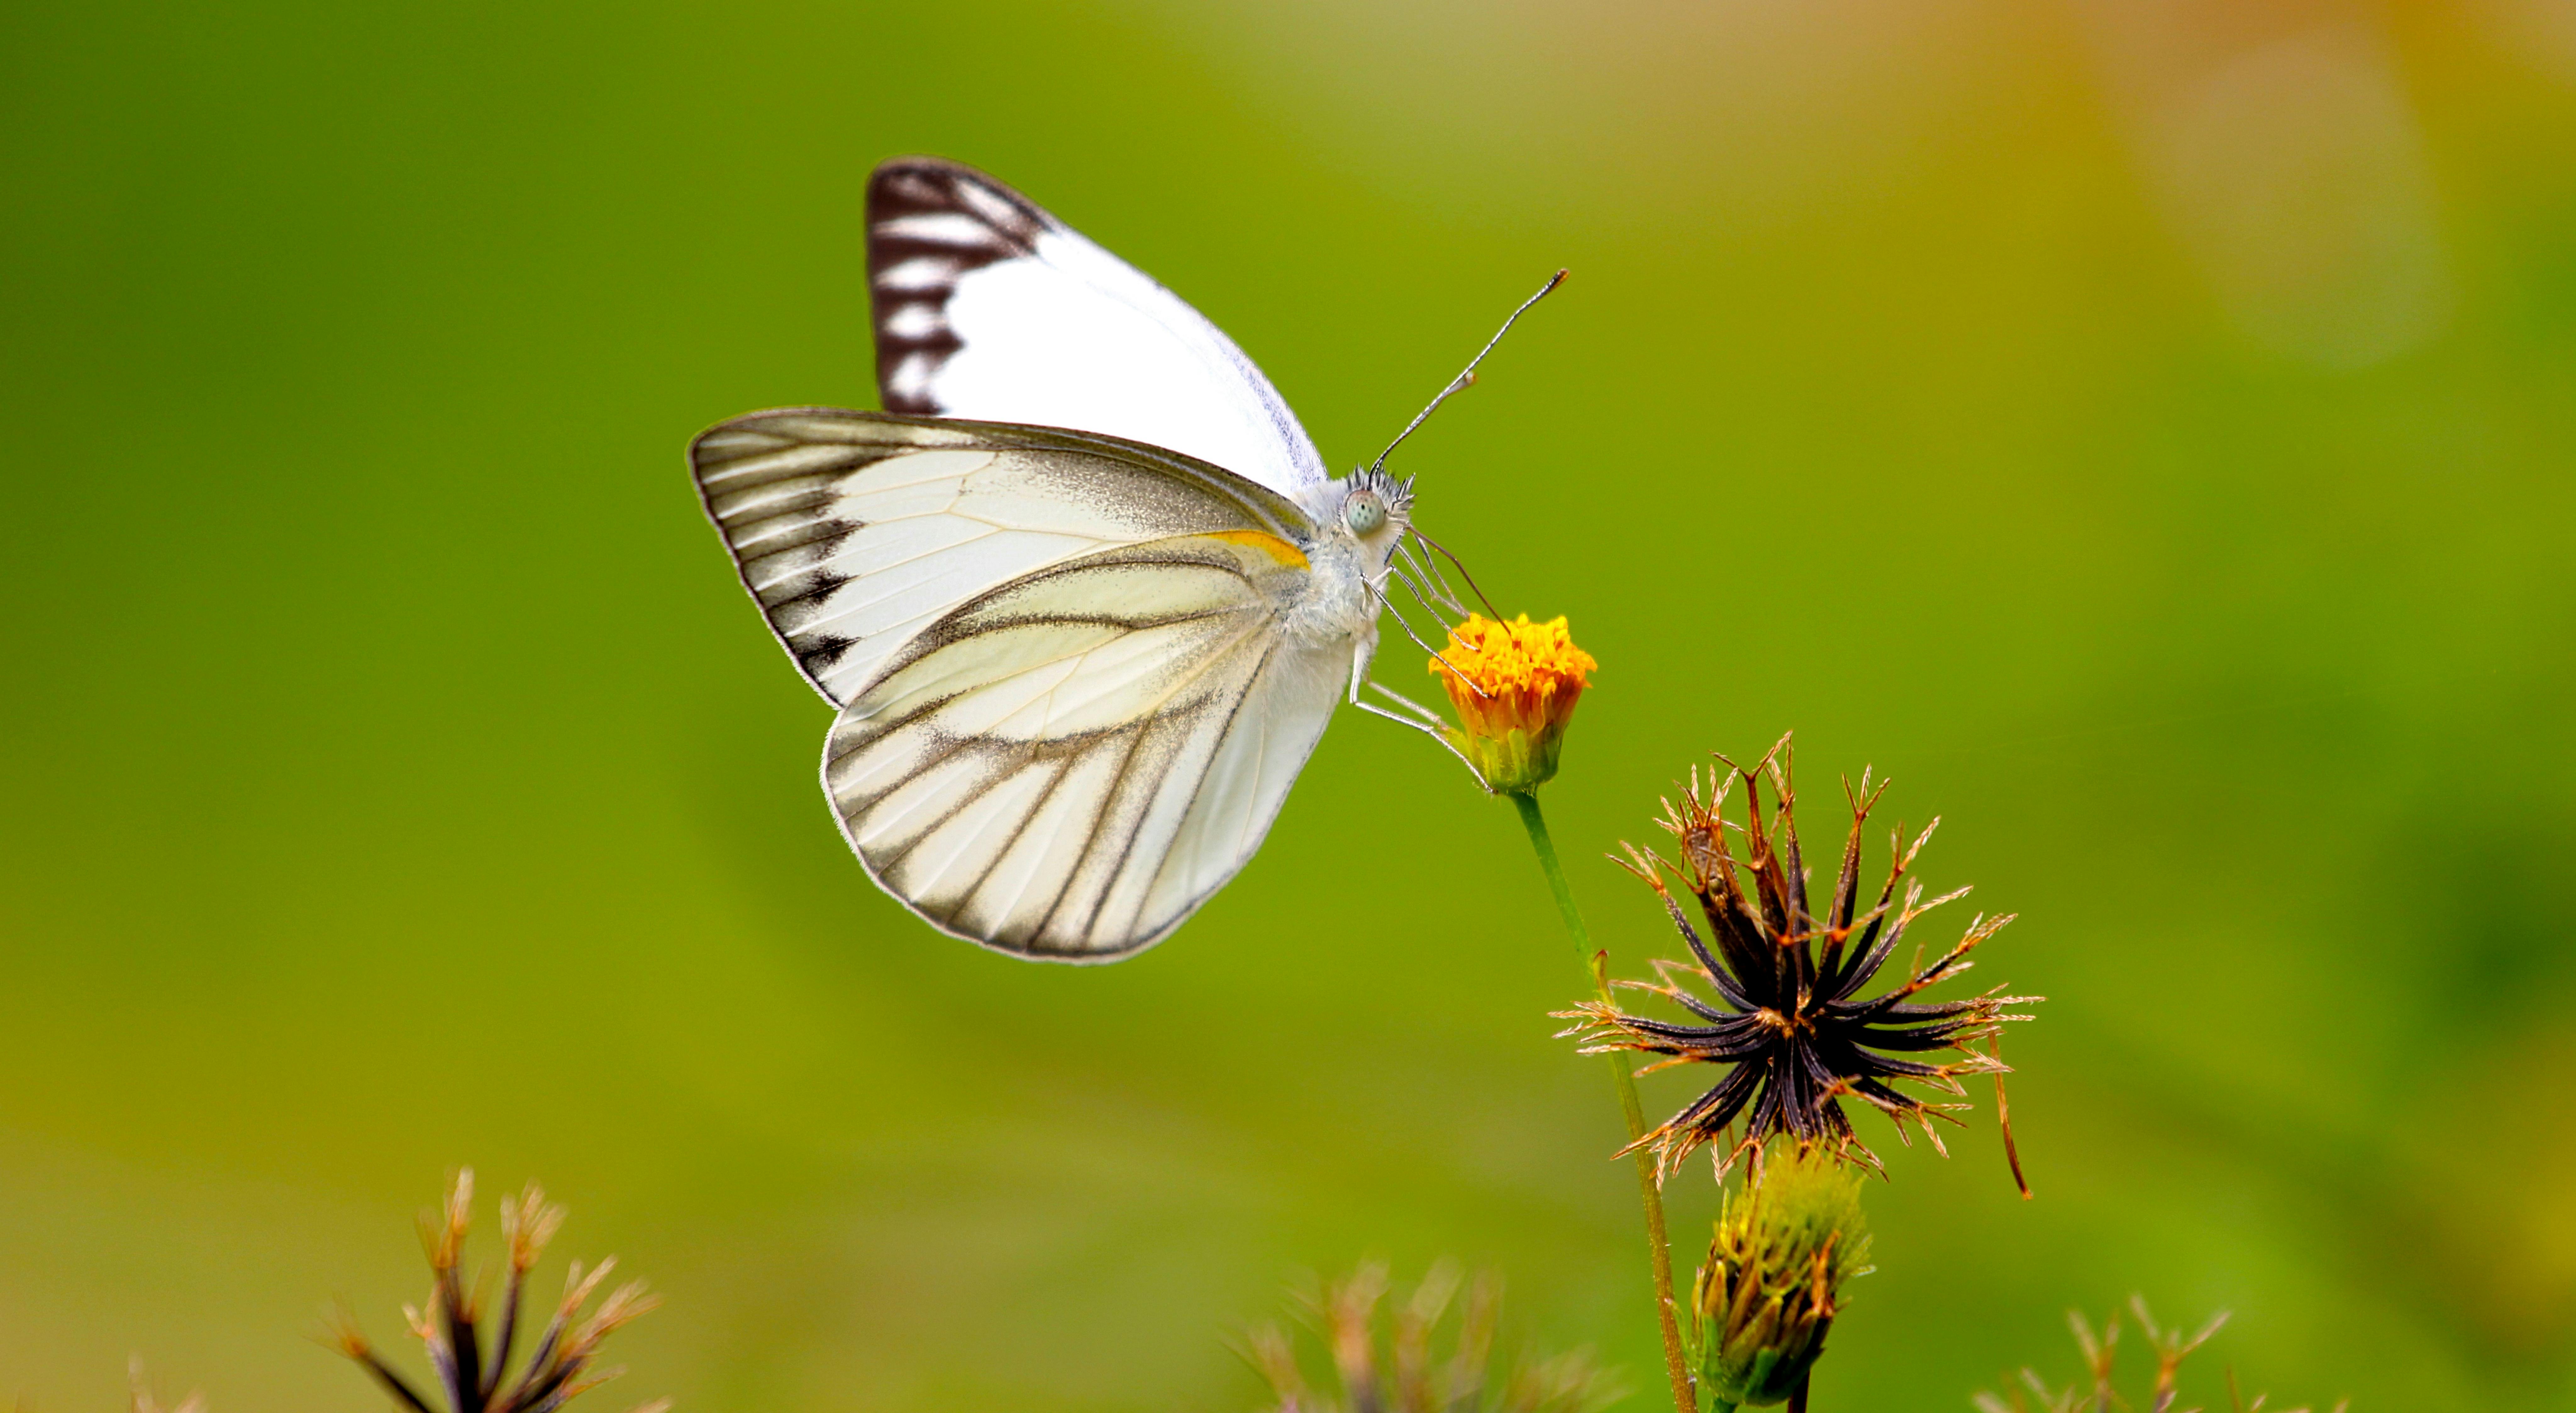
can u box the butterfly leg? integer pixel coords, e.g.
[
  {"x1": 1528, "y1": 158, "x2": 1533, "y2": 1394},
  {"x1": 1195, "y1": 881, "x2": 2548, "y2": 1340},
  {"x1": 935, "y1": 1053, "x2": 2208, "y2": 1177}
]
[
  {"x1": 1349, "y1": 668, "x2": 1490, "y2": 790},
  {"x1": 1364, "y1": 680, "x2": 1448, "y2": 728}
]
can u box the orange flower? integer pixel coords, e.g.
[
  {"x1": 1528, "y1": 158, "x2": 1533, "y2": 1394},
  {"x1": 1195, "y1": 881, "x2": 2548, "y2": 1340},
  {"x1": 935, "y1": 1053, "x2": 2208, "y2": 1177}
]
[{"x1": 1428, "y1": 613, "x2": 1598, "y2": 794}]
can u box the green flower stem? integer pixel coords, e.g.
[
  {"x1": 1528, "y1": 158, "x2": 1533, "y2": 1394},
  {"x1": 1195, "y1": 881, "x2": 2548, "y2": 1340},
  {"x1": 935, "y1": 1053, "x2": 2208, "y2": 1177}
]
[{"x1": 1512, "y1": 790, "x2": 1697, "y2": 1413}]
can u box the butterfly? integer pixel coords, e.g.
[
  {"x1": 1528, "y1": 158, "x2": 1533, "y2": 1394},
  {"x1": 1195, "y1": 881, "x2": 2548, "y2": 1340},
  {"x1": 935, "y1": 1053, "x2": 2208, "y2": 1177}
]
[{"x1": 690, "y1": 157, "x2": 1555, "y2": 962}]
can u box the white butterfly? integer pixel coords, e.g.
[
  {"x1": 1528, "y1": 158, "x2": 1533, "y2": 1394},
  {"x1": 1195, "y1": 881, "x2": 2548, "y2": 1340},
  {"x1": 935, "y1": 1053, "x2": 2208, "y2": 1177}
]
[{"x1": 691, "y1": 157, "x2": 1553, "y2": 962}]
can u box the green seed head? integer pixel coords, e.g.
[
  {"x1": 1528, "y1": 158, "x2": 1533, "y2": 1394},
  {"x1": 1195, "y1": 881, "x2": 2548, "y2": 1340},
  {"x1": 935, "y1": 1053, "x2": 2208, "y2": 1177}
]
[{"x1": 1689, "y1": 1143, "x2": 1874, "y2": 1408}]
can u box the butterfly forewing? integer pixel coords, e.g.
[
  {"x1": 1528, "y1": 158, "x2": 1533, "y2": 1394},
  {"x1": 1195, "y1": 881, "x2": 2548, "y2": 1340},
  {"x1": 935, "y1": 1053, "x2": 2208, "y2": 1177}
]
[
  {"x1": 825, "y1": 534, "x2": 1347, "y2": 960},
  {"x1": 865, "y1": 157, "x2": 1329, "y2": 500},
  {"x1": 690, "y1": 409, "x2": 1312, "y2": 706}
]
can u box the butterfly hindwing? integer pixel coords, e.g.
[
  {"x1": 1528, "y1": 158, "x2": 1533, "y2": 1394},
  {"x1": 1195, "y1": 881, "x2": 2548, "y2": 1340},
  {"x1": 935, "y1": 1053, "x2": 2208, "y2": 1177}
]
[
  {"x1": 824, "y1": 533, "x2": 1348, "y2": 961},
  {"x1": 690, "y1": 408, "x2": 1314, "y2": 706},
  {"x1": 866, "y1": 157, "x2": 1329, "y2": 500}
]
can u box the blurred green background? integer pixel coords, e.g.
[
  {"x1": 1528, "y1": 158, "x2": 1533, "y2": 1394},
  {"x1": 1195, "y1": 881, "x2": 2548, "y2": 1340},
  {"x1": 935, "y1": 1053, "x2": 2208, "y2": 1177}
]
[{"x1": 5, "y1": 0, "x2": 2573, "y2": 1408}]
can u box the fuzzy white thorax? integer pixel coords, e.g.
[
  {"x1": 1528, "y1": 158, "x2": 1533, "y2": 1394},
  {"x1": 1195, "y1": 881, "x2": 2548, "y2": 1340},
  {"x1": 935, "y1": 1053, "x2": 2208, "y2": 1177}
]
[{"x1": 1284, "y1": 469, "x2": 1413, "y2": 649}]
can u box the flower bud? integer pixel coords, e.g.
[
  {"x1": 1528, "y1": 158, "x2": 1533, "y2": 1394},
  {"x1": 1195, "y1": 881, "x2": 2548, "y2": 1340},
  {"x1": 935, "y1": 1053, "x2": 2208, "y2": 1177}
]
[
  {"x1": 1689, "y1": 1144, "x2": 1873, "y2": 1409},
  {"x1": 1427, "y1": 614, "x2": 1597, "y2": 795}
]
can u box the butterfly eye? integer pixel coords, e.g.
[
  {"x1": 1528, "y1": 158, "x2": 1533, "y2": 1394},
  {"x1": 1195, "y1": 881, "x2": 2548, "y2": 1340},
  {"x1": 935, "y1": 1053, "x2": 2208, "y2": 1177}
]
[{"x1": 1343, "y1": 491, "x2": 1387, "y2": 536}]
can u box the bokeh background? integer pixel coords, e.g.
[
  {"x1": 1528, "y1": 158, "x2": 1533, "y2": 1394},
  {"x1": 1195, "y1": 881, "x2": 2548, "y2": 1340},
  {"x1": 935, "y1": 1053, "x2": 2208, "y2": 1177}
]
[{"x1": 5, "y1": 0, "x2": 2573, "y2": 1407}]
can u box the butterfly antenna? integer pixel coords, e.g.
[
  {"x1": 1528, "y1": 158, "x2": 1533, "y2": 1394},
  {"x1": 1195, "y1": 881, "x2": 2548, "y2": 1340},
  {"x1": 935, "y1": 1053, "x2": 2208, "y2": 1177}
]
[
  {"x1": 1367, "y1": 268, "x2": 1567, "y2": 477},
  {"x1": 1410, "y1": 527, "x2": 1503, "y2": 620}
]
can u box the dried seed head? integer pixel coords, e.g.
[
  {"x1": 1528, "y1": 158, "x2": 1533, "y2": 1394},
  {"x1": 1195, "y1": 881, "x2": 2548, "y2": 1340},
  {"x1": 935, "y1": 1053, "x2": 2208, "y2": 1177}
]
[
  {"x1": 330, "y1": 1174, "x2": 664, "y2": 1413},
  {"x1": 128, "y1": 1358, "x2": 206, "y2": 1413},
  {"x1": 1239, "y1": 1263, "x2": 1621, "y2": 1413},
  {"x1": 1556, "y1": 736, "x2": 2042, "y2": 1187},
  {"x1": 1975, "y1": 1300, "x2": 2343, "y2": 1413}
]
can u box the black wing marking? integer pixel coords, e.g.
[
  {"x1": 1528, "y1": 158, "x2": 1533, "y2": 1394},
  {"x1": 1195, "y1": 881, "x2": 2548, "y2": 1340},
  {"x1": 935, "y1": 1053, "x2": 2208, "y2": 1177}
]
[{"x1": 866, "y1": 158, "x2": 1051, "y2": 414}]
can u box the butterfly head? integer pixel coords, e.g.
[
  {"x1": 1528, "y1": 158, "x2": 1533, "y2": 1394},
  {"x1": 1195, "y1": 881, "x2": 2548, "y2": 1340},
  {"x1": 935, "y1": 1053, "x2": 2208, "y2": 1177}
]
[{"x1": 1334, "y1": 467, "x2": 1414, "y2": 558}]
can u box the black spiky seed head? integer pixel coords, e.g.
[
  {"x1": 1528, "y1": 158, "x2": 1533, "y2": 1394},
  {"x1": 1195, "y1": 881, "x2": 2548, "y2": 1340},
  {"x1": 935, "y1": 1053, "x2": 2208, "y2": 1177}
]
[
  {"x1": 329, "y1": 1170, "x2": 667, "y2": 1413},
  {"x1": 1554, "y1": 735, "x2": 2041, "y2": 1185}
]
